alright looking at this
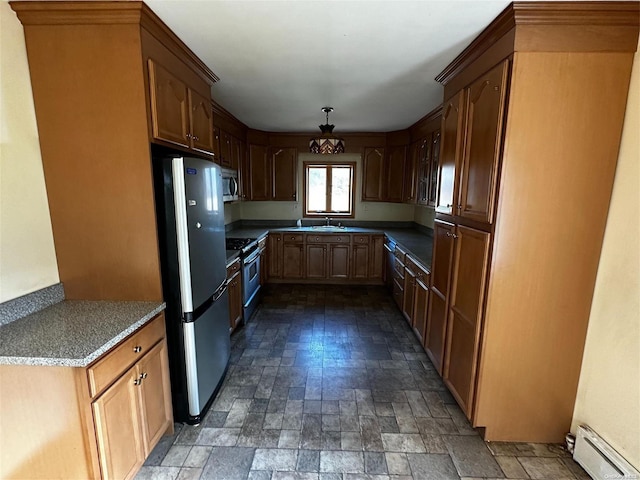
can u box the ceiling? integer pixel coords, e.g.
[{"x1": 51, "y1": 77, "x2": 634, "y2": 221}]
[{"x1": 144, "y1": 0, "x2": 517, "y2": 133}]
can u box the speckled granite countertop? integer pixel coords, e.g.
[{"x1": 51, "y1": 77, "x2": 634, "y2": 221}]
[
  {"x1": 225, "y1": 226, "x2": 433, "y2": 269},
  {"x1": 0, "y1": 301, "x2": 165, "y2": 367}
]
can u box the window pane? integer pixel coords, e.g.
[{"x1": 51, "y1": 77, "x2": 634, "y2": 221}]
[
  {"x1": 308, "y1": 167, "x2": 327, "y2": 211},
  {"x1": 331, "y1": 167, "x2": 351, "y2": 212}
]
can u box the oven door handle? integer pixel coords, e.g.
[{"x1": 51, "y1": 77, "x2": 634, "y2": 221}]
[{"x1": 243, "y1": 249, "x2": 260, "y2": 265}]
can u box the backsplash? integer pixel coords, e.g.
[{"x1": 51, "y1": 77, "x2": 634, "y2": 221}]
[{"x1": 0, "y1": 283, "x2": 64, "y2": 326}]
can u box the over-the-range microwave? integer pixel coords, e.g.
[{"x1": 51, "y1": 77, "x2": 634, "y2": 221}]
[{"x1": 221, "y1": 167, "x2": 239, "y2": 202}]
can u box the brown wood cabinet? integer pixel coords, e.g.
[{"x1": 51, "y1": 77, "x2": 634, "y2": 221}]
[
  {"x1": 247, "y1": 145, "x2": 297, "y2": 201},
  {"x1": 258, "y1": 237, "x2": 268, "y2": 286},
  {"x1": 362, "y1": 147, "x2": 385, "y2": 201},
  {"x1": 148, "y1": 60, "x2": 214, "y2": 155},
  {"x1": 268, "y1": 233, "x2": 283, "y2": 278},
  {"x1": 427, "y1": 131, "x2": 440, "y2": 206},
  {"x1": 426, "y1": 220, "x2": 455, "y2": 374},
  {"x1": 282, "y1": 234, "x2": 304, "y2": 279},
  {"x1": 443, "y1": 226, "x2": 490, "y2": 417},
  {"x1": 219, "y1": 130, "x2": 233, "y2": 168},
  {"x1": 306, "y1": 243, "x2": 327, "y2": 279},
  {"x1": 429, "y1": 3, "x2": 639, "y2": 442},
  {"x1": 226, "y1": 258, "x2": 242, "y2": 332},
  {"x1": 412, "y1": 264, "x2": 431, "y2": 345},
  {"x1": 385, "y1": 146, "x2": 406, "y2": 202},
  {"x1": 329, "y1": 244, "x2": 350, "y2": 279},
  {"x1": 369, "y1": 235, "x2": 384, "y2": 280},
  {"x1": 402, "y1": 264, "x2": 415, "y2": 325},
  {"x1": 0, "y1": 315, "x2": 173, "y2": 480}
]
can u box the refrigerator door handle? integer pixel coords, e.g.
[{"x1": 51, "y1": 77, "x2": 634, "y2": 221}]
[
  {"x1": 212, "y1": 280, "x2": 228, "y2": 303},
  {"x1": 171, "y1": 157, "x2": 194, "y2": 313}
]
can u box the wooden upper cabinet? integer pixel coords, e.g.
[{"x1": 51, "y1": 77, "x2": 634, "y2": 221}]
[
  {"x1": 385, "y1": 146, "x2": 406, "y2": 202},
  {"x1": 220, "y1": 130, "x2": 233, "y2": 168},
  {"x1": 404, "y1": 141, "x2": 420, "y2": 203},
  {"x1": 231, "y1": 136, "x2": 242, "y2": 171},
  {"x1": 436, "y1": 90, "x2": 465, "y2": 215},
  {"x1": 417, "y1": 138, "x2": 430, "y2": 205},
  {"x1": 443, "y1": 225, "x2": 491, "y2": 417},
  {"x1": 362, "y1": 147, "x2": 385, "y2": 201},
  {"x1": 459, "y1": 60, "x2": 509, "y2": 224},
  {"x1": 428, "y1": 131, "x2": 441, "y2": 206},
  {"x1": 148, "y1": 60, "x2": 189, "y2": 148},
  {"x1": 248, "y1": 144, "x2": 271, "y2": 200},
  {"x1": 212, "y1": 126, "x2": 221, "y2": 162},
  {"x1": 148, "y1": 59, "x2": 214, "y2": 156},
  {"x1": 272, "y1": 147, "x2": 297, "y2": 201},
  {"x1": 188, "y1": 90, "x2": 214, "y2": 154}
]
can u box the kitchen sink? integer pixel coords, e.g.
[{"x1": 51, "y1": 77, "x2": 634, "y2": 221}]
[{"x1": 310, "y1": 225, "x2": 347, "y2": 231}]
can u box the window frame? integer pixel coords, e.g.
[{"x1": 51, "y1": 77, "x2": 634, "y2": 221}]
[{"x1": 303, "y1": 161, "x2": 356, "y2": 218}]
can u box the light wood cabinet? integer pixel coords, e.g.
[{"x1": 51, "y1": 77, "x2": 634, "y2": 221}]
[
  {"x1": 443, "y1": 226, "x2": 490, "y2": 417},
  {"x1": 219, "y1": 130, "x2": 233, "y2": 168},
  {"x1": 0, "y1": 314, "x2": 173, "y2": 480},
  {"x1": 426, "y1": 220, "x2": 455, "y2": 374},
  {"x1": 436, "y1": 91, "x2": 465, "y2": 215},
  {"x1": 148, "y1": 60, "x2": 214, "y2": 155},
  {"x1": 226, "y1": 258, "x2": 242, "y2": 332}
]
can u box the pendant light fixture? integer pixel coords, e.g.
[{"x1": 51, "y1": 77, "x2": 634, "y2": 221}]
[{"x1": 309, "y1": 107, "x2": 345, "y2": 154}]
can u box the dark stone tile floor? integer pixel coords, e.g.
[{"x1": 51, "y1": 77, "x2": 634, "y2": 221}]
[{"x1": 136, "y1": 285, "x2": 590, "y2": 480}]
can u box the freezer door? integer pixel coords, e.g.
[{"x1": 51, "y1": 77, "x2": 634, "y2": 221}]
[
  {"x1": 172, "y1": 157, "x2": 227, "y2": 310},
  {"x1": 183, "y1": 288, "x2": 231, "y2": 417}
]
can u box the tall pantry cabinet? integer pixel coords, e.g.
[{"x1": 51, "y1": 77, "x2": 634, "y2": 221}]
[{"x1": 428, "y1": 2, "x2": 639, "y2": 443}]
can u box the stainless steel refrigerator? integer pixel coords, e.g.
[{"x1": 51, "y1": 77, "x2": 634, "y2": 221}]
[{"x1": 153, "y1": 150, "x2": 230, "y2": 425}]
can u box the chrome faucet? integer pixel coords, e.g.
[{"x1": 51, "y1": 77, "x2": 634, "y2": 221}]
[{"x1": 325, "y1": 217, "x2": 331, "y2": 226}]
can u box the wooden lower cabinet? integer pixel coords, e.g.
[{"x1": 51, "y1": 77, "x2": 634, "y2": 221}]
[
  {"x1": 283, "y1": 235, "x2": 304, "y2": 279},
  {"x1": 370, "y1": 235, "x2": 384, "y2": 280},
  {"x1": 351, "y1": 244, "x2": 370, "y2": 279},
  {"x1": 306, "y1": 244, "x2": 327, "y2": 279},
  {"x1": 226, "y1": 258, "x2": 242, "y2": 331},
  {"x1": 412, "y1": 274, "x2": 430, "y2": 345},
  {"x1": 268, "y1": 233, "x2": 283, "y2": 278},
  {"x1": 328, "y1": 244, "x2": 349, "y2": 279},
  {"x1": 443, "y1": 225, "x2": 490, "y2": 417},
  {"x1": 402, "y1": 265, "x2": 415, "y2": 325},
  {"x1": 0, "y1": 314, "x2": 173, "y2": 480}
]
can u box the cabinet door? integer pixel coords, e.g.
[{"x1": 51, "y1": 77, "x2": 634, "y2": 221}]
[
  {"x1": 212, "y1": 126, "x2": 221, "y2": 164},
  {"x1": 404, "y1": 141, "x2": 420, "y2": 203},
  {"x1": 137, "y1": 341, "x2": 172, "y2": 454},
  {"x1": 329, "y1": 244, "x2": 350, "y2": 279},
  {"x1": 369, "y1": 235, "x2": 384, "y2": 280},
  {"x1": 220, "y1": 131, "x2": 233, "y2": 168},
  {"x1": 362, "y1": 147, "x2": 385, "y2": 201},
  {"x1": 93, "y1": 366, "x2": 145, "y2": 480},
  {"x1": 249, "y1": 144, "x2": 271, "y2": 200},
  {"x1": 459, "y1": 60, "x2": 509, "y2": 224},
  {"x1": 282, "y1": 243, "x2": 304, "y2": 279},
  {"x1": 227, "y1": 271, "x2": 243, "y2": 330},
  {"x1": 402, "y1": 267, "x2": 415, "y2": 325},
  {"x1": 413, "y1": 276, "x2": 430, "y2": 345},
  {"x1": 436, "y1": 91, "x2": 465, "y2": 215},
  {"x1": 426, "y1": 220, "x2": 456, "y2": 374},
  {"x1": 189, "y1": 89, "x2": 214, "y2": 154},
  {"x1": 268, "y1": 233, "x2": 282, "y2": 278},
  {"x1": 351, "y1": 244, "x2": 370, "y2": 279},
  {"x1": 428, "y1": 130, "x2": 441, "y2": 206},
  {"x1": 231, "y1": 136, "x2": 242, "y2": 171},
  {"x1": 148, "y1": 60, "x2": 189, "y2": 148},
  {"x1": 443, "y1": 226, "x2": 491, "y2": 417},
  {"x1": 272, "y1": 147, "x2": 297, "y2": 201},
  {"x1": 385, "y1": 146, "x2": 406, "y2": 202},
  {"x1": 417, "y1": 138, "x2": 430, "y2": 206},
  {"x1": 306, "y1": 244, "x2": 327, "y2": 279}
]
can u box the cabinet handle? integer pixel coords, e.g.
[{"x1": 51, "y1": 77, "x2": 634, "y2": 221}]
[
  {"x1": 194, "y1": 135, "x2": 199, "y2": 141},
  {"x1": 139, "y1": 372, "x2": 148, "y2": 380},
  {"x1": 133, "y1": 346, "x2": 142, "y2": 353},
  {"x1": 186, "y1": 133, "x2": 192, "y2": 139},
  {"x1": 446, "y1": 232, "x2": 452, "y2": 237},
  {"x1": 457, "y1": 204, "x2": 462, "y2": 210},
  {"x1": 452, "y1": 234, "x2": 459, "y2": 239},
  {"x1": 292, "y1": 194, "x2": 295, "y2": 198},
  {"x1": 133, "y1": 379, "x2": 141, "y2": 386},
  {"x1": 337, "y1": 237, "x2": 341, "y2": 241}
]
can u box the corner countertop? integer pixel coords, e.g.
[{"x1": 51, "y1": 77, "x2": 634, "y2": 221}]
[
  {"x1": 225, "y1": 226, "x2": 433, "y2": 268},
  {"x1": 0, "y1": 301, "x2": 165, "y2": 367}
]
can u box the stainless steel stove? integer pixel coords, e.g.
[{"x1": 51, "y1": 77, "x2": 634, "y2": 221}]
[{"x1": 225, "y1": 237, "x2": 261, "y2": 322}]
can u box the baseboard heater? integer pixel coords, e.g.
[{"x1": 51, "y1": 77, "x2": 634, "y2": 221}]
[{"x1": 574, "y1": 425, "x2": 639, "y2": 479}]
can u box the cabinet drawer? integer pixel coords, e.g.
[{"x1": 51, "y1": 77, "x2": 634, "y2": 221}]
[
  {"x1": 405, "y1": 255, "x2": 429, "y2": 281},
  {"x1": 283, "y1": 234, "x2": 303, "y2": 243},
  {"x1": 352, "y1": 235, "x2": 370, "y2": 244},
  {"x1": 226, "y1": 257, "x2": 241, "y2": 279},
  {"x1": 306, "y1": 234, "x2": 350, "y2": 244},
  {"x1": 88, "y1": 314, "x2": 165, "y2": 398},
  {"x1": 393, "y1": 260, "x2": 405, "y2": 280},
  {"x1": 394, "y1": 245, "x2": 406, "y2": 263}
]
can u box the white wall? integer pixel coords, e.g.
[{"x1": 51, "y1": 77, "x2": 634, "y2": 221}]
[
  {"x1": 571, "y1": 48, "x2": 640, "y2": 469},
  {"x1": 0, "y1": 2, "x2": 59, "y2": 303},
  {"x1": 240, "y1": 153, "x2": 416, "y2": 223},
  {"x1": 414, "y1": 204, "x2": 435, "y2": 228}
]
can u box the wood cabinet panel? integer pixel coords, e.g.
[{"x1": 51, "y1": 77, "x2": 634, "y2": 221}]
[
  {"x1": 148, "y1": 60, "x2": 189, "y2": 148},
  {"x1": 249, "y1": 144, "x2": 271, "y2": 200},
  {"x1": 369, "y1": 235, "x2": 384, "y2": 280},
  {"x1": 137, "y1": 341, "x2": 172, "y2": 453},
  {"x1": 386, "y1": 146, "x2": 406, "y2": 202},
  {"x1": 93, "y1": 366, "x2": 145, "y2": 480},
  {"x1": 227, "y1": 269, "x2": 242, "y2": 331},
  {"x1": 404, "y1": 141, "x2": 419, "y2": 203},
  {"x1": 306, "y1": 244, "x2": 327, "y2": 279},
  {"x1": 413, "y1": 275, "x2": 430, "y2": 345},
  {"x1": 417, "y1": 138, "x2": 431, "y2": 206},
  {"x1": 188, "y1": 89, "x2": 214, "y2": 154},
  {"x1": 426, "y1": 221, "x2": 456, "y2": 374},
  {"x1": 282, "y1": 243, "x2": 304, "y2": 279},
  {"x1": 272, "y1": 147, "x2": 297, "y2": 201},
  {"x1": 436, "y1": 91, "x2": 465, "y2": 215},
  {"x1": 428, "y1": 131, "x2": 441, "y2": 206},
  {"x1": 220, "y1": 130, "x2": 233, "y2": 168},
  {"x1": 362, "y1": 147, "x2": 385, "y2": 201},
  {"x1": 402, "y1": 266, "x2": 415, "y2": 325},
  {"x1": 459, "y1": 61, "x2": 509, "y2": 224},
  {"x1": 268, "y1": 233, "x2": 282, "y2": 278},
  {"x1": 351, "y1": 244, "x2": 370, "y2": 279},
  {"x1": 443, "y1": 225, "x2": 490, "y2": 418},
  {"x1": 329, "y1": 244, "x2": 350, "y2": 279},
  {"x1": 212, "y1": 126, "x2": 221, "y2": 163}
]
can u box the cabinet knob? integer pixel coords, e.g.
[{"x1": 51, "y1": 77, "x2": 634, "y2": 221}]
[
  {"x1": 452, "y1": 233, "x2": 459, "y2": 239},
  {"x1": 194, "y1": 135, "x2": 199, "y2": 141},
  {"x1": 133, "y1": 346, "x2": 142, "y2": 353},
  {"x1": 292, "y1": 194, "x2": 295, "y2": 198},
  {"x1": 337, "y1": 237, "x2": 341, "y2": 241},
  {"x1": 139, "y1": 372, "x2": 148, "y2": 380},
  {"x1": 186, "y1": 133, "x2": 192, "y2": 139},
  {"x1": 133, "y1": 379, "x2": 141, "y2": 386}
]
